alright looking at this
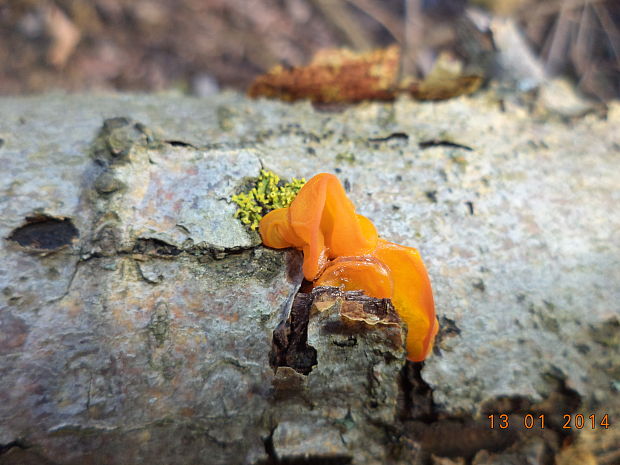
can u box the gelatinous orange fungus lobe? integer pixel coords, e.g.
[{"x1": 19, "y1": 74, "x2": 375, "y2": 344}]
[
  {"x1": 373, "y1": 239, "x2": 437, "y2": 362},
  {"x1": 355, "y1": 214, "x2": 379, "y2": 251},
  {"x1": 286, "y1": 173, "x2": 377, "y2": 280},
  {"x1": 313, "y1": 176, "x2": 378, "y2": 258},
  {"x1": 258, "y1": 172, "x2": 437, "y2": 361},
  {"x1": 259, "y1": 208, "x2": 304, "y2": 249},
  {"x1": 315, "y1": 256, "x2": 393, "y2": 299}
]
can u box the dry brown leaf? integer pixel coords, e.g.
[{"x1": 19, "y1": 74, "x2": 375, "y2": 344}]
[
  {"x1": 249, "y1": 46, "x2": 483, "y2": 103},
  {"x1": 408, "y1": 75, "x2": 483, "y2": 100},
  {"x1": 248, "y1": 45, "x2": 400, "y2": 103},
  {"x1": 340, "y1": 300, "x2": 400, "y2": 326},
  {"x1": 406, "y1": 52, "x2": 484, "y2": 100}
]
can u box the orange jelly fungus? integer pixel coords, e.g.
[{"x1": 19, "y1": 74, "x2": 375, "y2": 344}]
[{"x1": 259, "y1": 173, "x2": 438, "y2": 362}]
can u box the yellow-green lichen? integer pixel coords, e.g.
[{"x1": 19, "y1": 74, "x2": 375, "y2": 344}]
[{"x1": 232, "y1": 170, "x2": 306, "y2": 230}]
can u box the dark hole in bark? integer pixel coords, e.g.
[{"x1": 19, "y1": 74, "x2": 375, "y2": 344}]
[
  {"x1": 399, "y1": 361, "x2": 437, "y2": 423},
  {"x1": 270, "y1": 290, "x2": 317, "y2": 376},
  {"x1": 8, "y1": 216, "x2": 79, "y2": 250},
  {"x1": 465, "y1": 201, "x2": 474, "y2": 215},
  {"x1": 0, "y1": 439, "x2": 29, "y2": 455},
  {"x1": 425, "y1": 190, "x2": 438, "y2": 203},
  {"x1": 368, "y1": 132, "x2": 409, "y2": 143},
  {"x1": 133, "y1": 238, "x2": 182, "y2": 256},
  {"x1": 432, "y1": 316, "x2": 462, "y2": 356},
  {"x1": 260, "y1": 428, "x2": 277, "y2": 465},
  {"x1": 164, "y1": 140, "x2": 196, "y2": 148},
  {"x1": 332, "y1": 335, "x2": 357, "y2": 348},
  {"x1": 472, "y1": 278, "x2": 485, "y2": 292},
  {"x1": 419, "y1": 139, "x2": 473, "y2": 151}
]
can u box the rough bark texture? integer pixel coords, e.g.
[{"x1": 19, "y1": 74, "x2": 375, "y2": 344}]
[{"x1": 0, "y1": 93, "x2": 618, "y2": 464}]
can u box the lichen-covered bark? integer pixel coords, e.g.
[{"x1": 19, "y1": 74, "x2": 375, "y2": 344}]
[{"x1": 0, "y1": 93, "x2": 618, "y2": 464}]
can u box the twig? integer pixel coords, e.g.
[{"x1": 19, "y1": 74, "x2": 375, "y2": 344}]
[
  {"x1": 311, "y1": 0, "x2": 374, "y2": 50},
  {"x1": 516, "y1": 0, "x2": 610, "y2": 19},
  {"x1": 572, "y1": 2, "x2": 594, "y2": 75},
  {"x1": 542, "y1": 1, "x2": 573, "y2": 74},
  {"x1": 345, "y1": 0, "x2": 404, "y2": 43},
  {"x1": 402, "y1": 0, "x2": 424, "y2": 78},
  {"x1": 592, "y1": 1, "x2": 620, "y2": 65}
]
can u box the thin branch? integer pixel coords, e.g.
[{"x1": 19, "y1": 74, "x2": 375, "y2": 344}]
[
  {"x1": 345, "y1": 0, "x2": 404, "y2": 43},
  {"x1": 312, "y1": 0, "x2": 374, "y2": 51},
  {"x1": 571, "y1": 2, "x2": 593, "y2": 74},
  {"x1": 592, "y1": 1, "x2": 620, "y2": 65},
  {"x1": 542, "y1": 1, "x2": 574, "y2": 74},
  {"x1": 516, "y1": 0, "x2": 610, "y2": 20},
  {"x1": 402, "y1": 0, "x2": 424, "y2": 79}
]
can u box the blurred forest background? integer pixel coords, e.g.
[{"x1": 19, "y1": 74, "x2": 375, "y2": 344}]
[{"x1": 1, "y1": 0, "x2": 618, "y2": 101}]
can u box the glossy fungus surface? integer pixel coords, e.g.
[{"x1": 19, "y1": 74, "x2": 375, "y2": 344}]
[{"x1": 259, "y1": 173, "x2": 437, "y2": 361}]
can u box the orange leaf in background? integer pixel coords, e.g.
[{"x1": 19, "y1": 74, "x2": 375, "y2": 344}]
[
  {"x1": 248, "y1": 46, "x2": 484, "y2": 103},
  {"x1": 248, "y1": 45, "x2": 400, "y2": 103}
]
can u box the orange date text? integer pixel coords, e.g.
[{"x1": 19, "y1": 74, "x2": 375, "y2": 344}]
[{"x1": 487, "y1": 413, "x2": 610, "y2": 430}]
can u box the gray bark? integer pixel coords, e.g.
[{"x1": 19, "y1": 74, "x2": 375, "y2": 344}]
[{"x1": 0, "y1": 92, "x2": 618, "y2": 464}]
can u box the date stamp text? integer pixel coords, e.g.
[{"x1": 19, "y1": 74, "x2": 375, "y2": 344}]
[{"x1": 488, "y1": 413, "x2": 610, "y2": 430}]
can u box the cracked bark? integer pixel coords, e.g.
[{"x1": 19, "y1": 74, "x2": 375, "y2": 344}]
[
  {"x1": 0, "y1": 116, "x2": 410, "y2": 465},
  {"x1": 1, "y1": 95, "x2": 618, "y2": 465}
]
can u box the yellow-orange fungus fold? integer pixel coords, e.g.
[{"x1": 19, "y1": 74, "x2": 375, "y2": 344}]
[
  {"x1": 258, "y1": 172, "x2": 437, "y2": 361},
  {"x1": 373, "y1": 239, "x2": 437, "y2": 362},
  {"x1": 315, "y1": 256, "x2": 393, "y2": 299},
  {"x1": 259, "y1": 208, "x2": 304, "y2": 249}
]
